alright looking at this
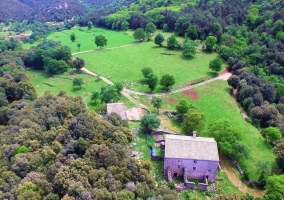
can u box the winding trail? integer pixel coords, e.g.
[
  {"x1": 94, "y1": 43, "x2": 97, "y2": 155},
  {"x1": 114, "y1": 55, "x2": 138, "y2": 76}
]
[
  {"x1": 77, "y1": 43, "x2": 232, "y2": 107},
  {"x1": 82, "y1": 67, "x2": 232, "y2": 98}
]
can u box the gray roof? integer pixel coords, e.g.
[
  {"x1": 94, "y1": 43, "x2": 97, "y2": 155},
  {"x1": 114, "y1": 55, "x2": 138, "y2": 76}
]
[
  {"x1": 165, "y1": 135, "x2": 219, "y2": 161},
  {"x1": 107, "y1": 103, "x2": 128, "y2": 120}
]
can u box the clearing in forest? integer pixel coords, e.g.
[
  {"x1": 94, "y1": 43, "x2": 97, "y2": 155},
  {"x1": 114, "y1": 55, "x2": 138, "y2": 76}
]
[
  {"x1": 23, "y1": 26, "x2": 136, "y2": 52},
  {"x1": 76, "y1": 40, "x2": 226, "y2": 92}
]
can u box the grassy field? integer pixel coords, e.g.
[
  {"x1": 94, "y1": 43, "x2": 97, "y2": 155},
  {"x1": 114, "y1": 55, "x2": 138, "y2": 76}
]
[
  {"x1": 76, "y1": 40, "x2": 226, "y2": 92},
  {"x1": 25, "y1": 69, "x2": 135, "y2": 111},
  {"x1": 23, "y1": 26, "x2": 136, "y2": 52},
  {"x1": 160, "y1": 80, "x2": 276, "y2": 180}
]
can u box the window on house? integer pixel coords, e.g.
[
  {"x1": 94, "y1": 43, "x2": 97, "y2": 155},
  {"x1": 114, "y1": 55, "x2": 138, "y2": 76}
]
[
  {"x1": 193, "y1": 167, "x2": 196, "y2": 170},
  {"x1": 178, "y1": 165, "x2": 180, "y2": 168},
  {"x1": 194, "y1": 160, "x2": 197, "y2": 164}
]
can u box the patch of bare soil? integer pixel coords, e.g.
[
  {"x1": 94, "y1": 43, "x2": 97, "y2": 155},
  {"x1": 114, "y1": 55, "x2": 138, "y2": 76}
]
[
  {"x1": 84, "y1": 78, "x2": 92, "y2": 82},
  {"x1": 182, "y1": 88, "x2": 199, "y2": 100},
  {"x1": 68, "y1": 74, "x2": 76, "y2": 79},
  {"x1": 166, "y1": 97, "x2": 178, "y2": 105},
  {"x1": 221, "y1": 158, "x2": 266, "y2": 198},
  {"x1": 220, "y1": 68, "x2": 229, "y2": 76}
]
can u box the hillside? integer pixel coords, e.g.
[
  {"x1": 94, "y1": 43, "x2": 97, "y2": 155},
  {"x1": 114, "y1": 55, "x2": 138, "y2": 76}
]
[{"x1": 0, "y1": 0, "x2": 86, "y2": 22}]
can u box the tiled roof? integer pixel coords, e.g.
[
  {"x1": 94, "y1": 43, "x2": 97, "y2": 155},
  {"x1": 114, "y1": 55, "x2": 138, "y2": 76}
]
[{"x1": 165, "y1": 134, "x2": 219, "y2": 161}]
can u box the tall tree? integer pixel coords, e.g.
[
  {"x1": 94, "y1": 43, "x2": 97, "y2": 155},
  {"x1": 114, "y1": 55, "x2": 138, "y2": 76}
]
[
  {"x1": 95, "y1": 35, "x2": 107, "y2": 48},
  {"x1": 160, "y1": 74, "x2": 175, "y2": 90},
  {"x1": 70, "y1": 57, "x2": 85, "y2": 72},
  {"x1": 182, "y1": 109, "x2": 206, "y2": 135},
  {"x1": 206, "y1": 119, "x2": 242, "y2": 154},
  {"x1": 70, "y1": 33, "x2": 76, "y2": 42},
  {"x1": 133, "y1": 28, "x2": 146, "y2": 41},
  {"x1": 141, "y1": 67, "x2": 153, "y2": 78},
  {"x1": 100, "y1": 85, "x2": 119, "y2": 103},
  {"x1": 262, "y1": 127, "x2": 282, "y2": 144},
  {"x1": 140, "y1": 113, "x2": 160, "y2": 132},
  {"x1": 167, "y1": 35, "x2": 178, "y2": 49},
  {"x1": 73, "y1": 77, "x2": 84, "y2": 89},
  {"x1": 121, "y1": 21, "x2": 129, "y2": 31},
  {"x1": 145, "y1": 22, "x2": 156, "y2": 34},
  {"x1": 205, "y1": 36, "x2": 217, "y2": 52},
  {"x1": 154, "y1": 33, "x2": 165, "y2": 47},
  {"x1": 182, "y1": 39, "x2": 196, "y2": 58},
  {"x1": 87, "y1": 21, "x2": 93, "y2": 30},
  {"x1": 151, "y1": 97, "x2": 162, "y2": 113},
  {"x1": 146, "y1": 73, "x2": 158, "y2": 92},
  {"x1": 209, "y1": 58, "x2": 223, "y2": 73},
  {"x1": 186, "y1": 25, "x2": 198, "y2": 40}
]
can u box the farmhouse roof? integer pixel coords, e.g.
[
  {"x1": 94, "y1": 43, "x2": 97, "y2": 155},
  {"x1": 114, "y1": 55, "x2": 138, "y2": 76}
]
[
  {"x1": 107, "y1": 103, "x2": 128, "y2": 120},
  {"x1": 165, "y1": 134, "x2": 219, "y2": 161}
]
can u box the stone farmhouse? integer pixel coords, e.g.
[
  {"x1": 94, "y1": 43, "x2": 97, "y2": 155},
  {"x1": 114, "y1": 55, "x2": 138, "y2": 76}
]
[{"x1": 164, "y1": 132, "x2": 219, "y2": 183}]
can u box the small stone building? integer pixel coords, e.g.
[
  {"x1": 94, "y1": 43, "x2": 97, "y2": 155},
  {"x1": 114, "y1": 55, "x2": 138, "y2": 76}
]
[
  {"x1": 106, "y1": 103, "x2": 128, "y2": 120},
  {"x1": 164, "y1": 133, "x2": 219, "y2": 182}
]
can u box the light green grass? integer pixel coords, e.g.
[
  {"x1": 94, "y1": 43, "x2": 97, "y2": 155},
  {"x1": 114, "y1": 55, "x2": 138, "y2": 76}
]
[
  {"x1": 162, "y1": 80, "x2": 276, "y2": 180},
  {"x1": 25, "y1": 69, "x2": 135, "y2": 110},
  {"x1": 23, "y1": 26, "x2": 136, "y2": 52},
  {"x1": 76, "y1": 40, "x2": 226, "y2": 92}
]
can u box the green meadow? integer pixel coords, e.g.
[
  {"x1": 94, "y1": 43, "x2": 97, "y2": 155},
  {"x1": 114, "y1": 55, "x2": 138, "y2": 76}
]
[
  {"x1": 161, "y1": 80, "x2": 276, "y2": 180},
  {"x1": 76, "y1": 40, "x2": 226, "y2": 92},
  {"x1": 23, "y1": 26, "x2": 136, "y2": 52},
  {"x1": 25, "y1": 69, "x2": 135, "y2": 110}
]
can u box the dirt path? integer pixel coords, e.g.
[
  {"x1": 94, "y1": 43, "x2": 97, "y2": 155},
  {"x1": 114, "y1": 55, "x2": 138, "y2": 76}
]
[
  {"x1": 72, "y1": 42, "x2": 138, "y2": 55},
  {"x1": 221, "y1": 158, "x2": 266, "y2": 197}
]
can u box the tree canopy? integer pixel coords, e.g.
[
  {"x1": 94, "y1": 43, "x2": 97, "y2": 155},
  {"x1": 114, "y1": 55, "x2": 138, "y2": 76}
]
[
  {"x1": 140, "y1": 113, "x2": 161, "y2": 132},
  {"x1": 133, "y1": 28, "x2": 146, "y2": 41},
  {"x1": 95, "y1": 35, "x2": 107, "y2": 48},
  {"x1": 160, "y1": 74, "x2": 175, "y2": 90}
]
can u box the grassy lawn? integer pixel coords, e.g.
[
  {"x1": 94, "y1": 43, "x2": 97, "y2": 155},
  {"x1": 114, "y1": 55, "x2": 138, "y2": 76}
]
[
  {"x1": 25, "y1": 69, "x2": 135, "y2": 111},
  {"x1": 161, "y1": 80, "x2": 276, "y2": 180},
  {"x1": 23, "y1": 26, "x2": 136, "y2": 52},
  {"x1": 76, "y1": 40, "x2": 226, "y2": 92}
]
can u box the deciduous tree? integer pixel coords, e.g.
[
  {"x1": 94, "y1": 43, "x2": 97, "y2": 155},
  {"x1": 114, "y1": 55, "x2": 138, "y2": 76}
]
[
  {"x1": 133, "y1": 28, "x2": 146, "y2": 41},
  {"x1": 70, "y1": 33, "x2": 76, "y2": 42},
  {"x1": 205, "y1": 36, "x2": 217, "y2": 52},
  {"x1": 151, "y1": 97, "x2": 162, "y2": 113},
  {"x1": 73, "y1": 77, "x2": 84, "y2": 89},
  {"x1": 209, "y1": 58, "x2": 222, "y2": 73},
  {"x1": 95, "y1": 35, "x2": 107, "y2": 48},
  {"x1": 70, "y1": 57, "x2": 85, "y2": 72},
  {"x1": 154, "y1": 33, "x2": 164, "y2": 47},
  {"x1": 160, "y1": 74, "x2": 175, "y2": 90},
  {"x1": 167, "y1": 35, "x2": 178, "y2": 49},
  {"x1": 182, "y1": 39, "x2": 196, "y2": 58},
  {"x1": 146, "y1": 73, "x2": 158, "y2": 92},
  {"x1": 140, "y1": 113, "x2": 160, "y2": 132},
  {"x1": 183, "y1": 109, "x2": 206, "y2": 135}
]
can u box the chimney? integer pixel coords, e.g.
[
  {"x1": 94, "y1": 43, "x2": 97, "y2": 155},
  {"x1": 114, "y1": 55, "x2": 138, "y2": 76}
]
[{"x1": 192, "y1": 131, "x2": 197, "y2": 138}]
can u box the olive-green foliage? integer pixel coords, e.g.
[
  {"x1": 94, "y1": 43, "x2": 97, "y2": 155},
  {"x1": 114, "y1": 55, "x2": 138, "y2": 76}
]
[
  {"x1": 160, "y1": 74, "x2": 175, "y2": 90},
  {"x1": 133, "y1": 28, "x2": 146, "y2": 41},
  {"x1": 262, "y1": 126, "x2": 282, "y2": 144},
  {"x1": 167, "y1": 35, "x2": 178, "y2": 49},
  {"x1": 154, "y1": 33, "x2": 164, "y2": 47},
  {"x1": 183, "y1": 109, "x2": 206, "y2": 135},
  {"x1": 95, "y1": 35, "x2": 107, "y2": 48},
  {"x1": 206, "y1": 119, "x2": 242, "y2": 155},
  {"x1": 140, "y1": 113, "x2": 161, "y2": 131},
  {"x1": 205, "y1": 36, "x2": 217, "y2": 52},
  {"x1": 72, "y1": 77, "x2": 84, "y2": 89},
  {"x1": 209, "y1": 58, "x2": 223, "y2": 73},
  {"x1": 182, "y1": 39, "x2": 196, "y2": 58}
]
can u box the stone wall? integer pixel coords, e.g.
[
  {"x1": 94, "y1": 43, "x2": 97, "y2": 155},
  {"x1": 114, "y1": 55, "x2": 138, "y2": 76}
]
[{"x1": 164, "y1": 158, "x2": 219, "y2": 182}]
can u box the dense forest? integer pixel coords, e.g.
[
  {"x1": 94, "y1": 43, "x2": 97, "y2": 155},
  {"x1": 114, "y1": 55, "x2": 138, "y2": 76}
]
[{"x1": 0, "y1": 41, "x2": 182, "y2": 199}]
